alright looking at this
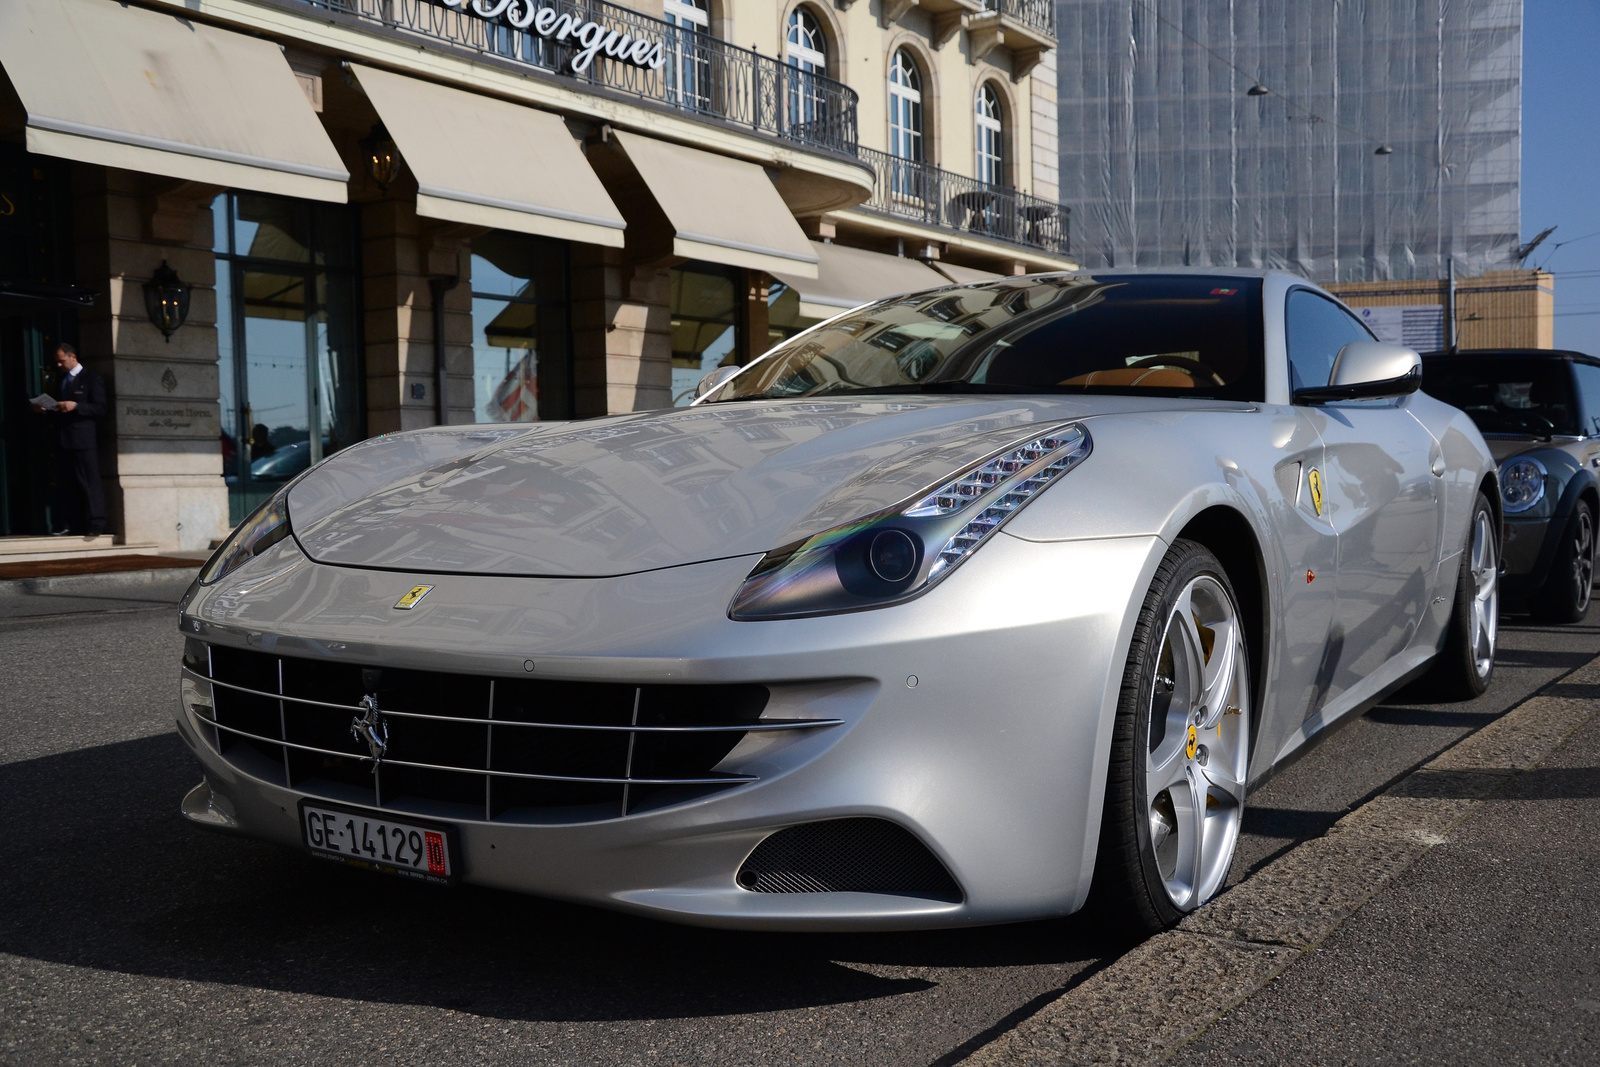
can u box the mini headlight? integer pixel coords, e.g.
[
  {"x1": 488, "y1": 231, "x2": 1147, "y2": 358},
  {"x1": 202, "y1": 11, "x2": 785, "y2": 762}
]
[
  {"x1": 198, "y1": 488, "x2": 293, "y2": 585},
  {"x1": 1500, "y1": 456, "x2": 1547, "y2": 514},
  {"x1": 729, "y1": 424, "x2": 1092, "y2": 620}
]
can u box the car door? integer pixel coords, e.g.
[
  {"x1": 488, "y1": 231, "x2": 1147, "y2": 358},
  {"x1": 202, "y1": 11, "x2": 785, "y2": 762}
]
[
  {"x1": 1286, "y1": 289, "x2": 1443, "y2": 710},
  {"x1": 1572, "y1": 360, "x2": 1600, "y2": 475},
  {"x1": 1253, "y1": 406, "x2": 1340, "y2": 767}
]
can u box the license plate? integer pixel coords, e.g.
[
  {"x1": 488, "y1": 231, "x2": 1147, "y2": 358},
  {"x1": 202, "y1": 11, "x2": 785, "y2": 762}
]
[{"x1": 300, "y1": 802, "x2": 456, "y2": 885}]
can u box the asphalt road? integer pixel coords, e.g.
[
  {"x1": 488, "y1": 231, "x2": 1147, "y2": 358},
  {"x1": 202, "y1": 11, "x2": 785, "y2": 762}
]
[{"x1": 2, "y1": 575, "x2": 1597, "y2": 1066}]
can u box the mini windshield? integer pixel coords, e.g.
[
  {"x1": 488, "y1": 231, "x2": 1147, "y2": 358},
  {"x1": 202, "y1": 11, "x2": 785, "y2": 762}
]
[
  {"x1": 1423, "y1": 357, "x2": 1580, "y2": 437},
  {"x1": 709, "y1": 274, "x2": 1265, "y2": 402}
]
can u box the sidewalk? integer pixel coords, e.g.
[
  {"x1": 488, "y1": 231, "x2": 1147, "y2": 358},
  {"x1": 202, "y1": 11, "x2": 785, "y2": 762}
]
[
  {"x1": 1173, "y1": 679, "x2": 1600, "y2": 1065},
  {"x1": 965, "y1": 655, "x2": 1600, "y2": 1066},
  {"x1": 0, "y1": 561, "x2": 200, "y2": 619}
]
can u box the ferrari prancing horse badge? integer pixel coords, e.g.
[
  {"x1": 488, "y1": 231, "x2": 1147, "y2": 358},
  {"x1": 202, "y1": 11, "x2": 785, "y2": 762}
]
[
  {"x1": 1307, "y1": 467, "x2": 1324, "y2": 517},
  {"x1": 394, "y1": 585, "x2": 434, "y2": 610}
]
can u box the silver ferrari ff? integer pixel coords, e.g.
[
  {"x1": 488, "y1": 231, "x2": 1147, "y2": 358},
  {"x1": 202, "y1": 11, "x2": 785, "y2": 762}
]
[{"x1": 177, "y1": 271, "x2": 1499, "y2": 933}]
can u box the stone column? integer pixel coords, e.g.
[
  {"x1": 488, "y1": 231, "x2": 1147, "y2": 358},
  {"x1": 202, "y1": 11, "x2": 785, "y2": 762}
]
[
  {"x1": 359, "y1": 199, "x2": 477, "y2": 433},
  {"x1": 570, "y1": 245, "x2": 672, "y2": 417},
  {"x1": 72, "y1": 166, "x2": 228, "y2": 551}
]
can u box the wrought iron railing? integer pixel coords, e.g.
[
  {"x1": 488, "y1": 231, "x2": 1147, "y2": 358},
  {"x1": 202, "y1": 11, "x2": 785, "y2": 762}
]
[
  {"x1": 981, "y1": 0, "x2": 1056, "y2": 37},
  {"x1": 293, "y1": 0, "x2": 859, "y2": 157},
  {"x1": 857, "y1": 147, "x2": 1070, "y2": 256}
]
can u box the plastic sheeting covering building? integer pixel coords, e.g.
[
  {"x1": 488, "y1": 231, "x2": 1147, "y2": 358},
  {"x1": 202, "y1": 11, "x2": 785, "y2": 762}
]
[{"x1": 1056, "y1": 0, "x2": 1522, "y2": 282}]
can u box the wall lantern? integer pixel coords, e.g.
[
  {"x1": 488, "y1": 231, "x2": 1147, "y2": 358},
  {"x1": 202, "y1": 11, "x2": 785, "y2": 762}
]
[
  {"x1": 143, "y1": 260, "x2": 191, "y2": 343},
  {"x1": 361, "y1": 122, "x2": 404, "y2": 189}
]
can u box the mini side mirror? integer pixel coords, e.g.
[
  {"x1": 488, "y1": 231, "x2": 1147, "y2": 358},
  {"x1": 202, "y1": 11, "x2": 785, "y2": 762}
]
[
  {"x1": 1294, "y1": 342, "x2": 1422, "y2": 404},
  {"x1": 692, "y1": 364, "x2": 742, "y2": 402}
]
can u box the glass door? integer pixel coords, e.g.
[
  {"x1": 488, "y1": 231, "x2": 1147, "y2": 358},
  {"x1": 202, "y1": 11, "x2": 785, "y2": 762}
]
[{"x1": 214, "y1": 193, "x2": 360, "y2": 525}]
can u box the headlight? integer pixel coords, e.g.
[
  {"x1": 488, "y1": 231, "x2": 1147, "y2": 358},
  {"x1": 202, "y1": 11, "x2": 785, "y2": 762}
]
[
  {"x1": 1500, "y1": 456, "x2": 1547, "y2": 514},
  {"x1": 198, "y1": 487, "x2": 293, "y2": 585},
  {"x1": 729, "y1": 424, "x2": 1092, "y2": 620}
]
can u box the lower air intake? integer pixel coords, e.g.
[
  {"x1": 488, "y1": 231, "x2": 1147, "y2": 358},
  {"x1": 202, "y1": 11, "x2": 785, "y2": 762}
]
[{"x1": 736, "y1": 818, "x2": 962, "y2": 902}]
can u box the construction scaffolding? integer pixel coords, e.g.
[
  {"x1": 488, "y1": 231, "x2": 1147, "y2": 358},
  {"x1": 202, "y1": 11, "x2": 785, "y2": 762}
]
[{"x1": 1055, "y1": 0, "x2": 1523, "y2": 283}]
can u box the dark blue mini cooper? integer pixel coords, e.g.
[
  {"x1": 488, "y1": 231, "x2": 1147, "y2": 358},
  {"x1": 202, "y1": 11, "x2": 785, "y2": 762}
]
[{"x1": 1425, "y1": 349, "x2": 1600, "y2": 622}]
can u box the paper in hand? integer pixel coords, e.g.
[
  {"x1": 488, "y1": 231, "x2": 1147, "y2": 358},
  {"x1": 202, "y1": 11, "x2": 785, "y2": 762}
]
[{"x1": 29, "y1": 394, "x2": 58, "y2": 410}]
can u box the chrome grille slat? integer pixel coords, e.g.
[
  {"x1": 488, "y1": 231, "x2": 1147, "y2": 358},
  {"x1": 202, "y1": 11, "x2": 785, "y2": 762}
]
[
  {"x1": 195, "y1": 713, "x2": 758, "y2": 786},
  {"x1": 184, "y1": 668, "x2": 838, "y2": 732},
  {"x1": 190, "y1": 646, "x2": 829, "y2": 822}
]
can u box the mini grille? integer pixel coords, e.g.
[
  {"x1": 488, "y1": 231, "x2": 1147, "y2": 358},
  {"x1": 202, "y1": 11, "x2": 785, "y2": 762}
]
[
  {"x1": 184, "y1": 640, "x2": 837, "y2": 822},
  {"x1": 736, "y1": 818, "x2": 962, "y2": 902}
]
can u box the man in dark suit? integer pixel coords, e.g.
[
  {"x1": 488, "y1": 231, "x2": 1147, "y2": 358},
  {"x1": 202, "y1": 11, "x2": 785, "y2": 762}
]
[{"x1": 30, "y1": 343, "x2": 108, "y2": 535}]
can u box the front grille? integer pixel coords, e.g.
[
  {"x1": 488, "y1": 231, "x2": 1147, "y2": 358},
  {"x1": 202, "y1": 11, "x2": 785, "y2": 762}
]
[
  {"x1": 183, "y1": 639, "x2": 839, "y2": 821},
  {"x1": 736, "y1": 818, "x2": 963, "y2": 902}
]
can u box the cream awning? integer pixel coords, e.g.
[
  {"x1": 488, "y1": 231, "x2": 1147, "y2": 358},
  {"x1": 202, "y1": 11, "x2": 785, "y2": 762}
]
[
  {"x1": 770, "y1": 242, "x2": 949, "y2": 321},
  {"x1": 0, "y1": 0, "x2": 348, "y2": 201},
  {"x1": 610, "y1": 131, "x2": 819, "y2": 278},
  {"x1": 350, "y1": 65, "x2": 626, "y2": 248}
]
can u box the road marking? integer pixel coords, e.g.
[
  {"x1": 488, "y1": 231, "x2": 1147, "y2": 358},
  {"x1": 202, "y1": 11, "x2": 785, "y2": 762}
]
[{"x1": 960, "y1": 654, "x2": 1600, "y2": 1066}]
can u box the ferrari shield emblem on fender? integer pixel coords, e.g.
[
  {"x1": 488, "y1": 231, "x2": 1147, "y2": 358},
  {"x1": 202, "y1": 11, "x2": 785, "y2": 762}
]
[
  {"x1": 394, "y1": 585, "x2": 434, "y2": 610},
  {"x1": 1307, "y1": 468, "x2": 1324, "y2": 517}
]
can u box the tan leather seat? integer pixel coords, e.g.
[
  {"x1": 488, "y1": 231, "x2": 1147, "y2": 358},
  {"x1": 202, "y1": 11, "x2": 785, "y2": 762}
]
[{"x1": 1058, "y1": 367, "x2": 1196, "y2": 388}]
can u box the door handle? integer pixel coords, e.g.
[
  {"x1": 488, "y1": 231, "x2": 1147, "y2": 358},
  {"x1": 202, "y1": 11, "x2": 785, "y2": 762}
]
[{"x1": 1430, "y1": 452, "x2": 1446, "y2": 477}]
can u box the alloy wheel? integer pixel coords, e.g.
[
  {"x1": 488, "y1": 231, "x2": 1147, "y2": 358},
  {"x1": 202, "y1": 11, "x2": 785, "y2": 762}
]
[
  {"x1": 1469, "y1": 509, "x2": 1499, "y2": 679},
  {"x1": 1573, "y1": 507, "x2": 1594, "y2": 615},
  {"x1": 1144, "y1": 575, "x2": 1250, "y2": 911}
]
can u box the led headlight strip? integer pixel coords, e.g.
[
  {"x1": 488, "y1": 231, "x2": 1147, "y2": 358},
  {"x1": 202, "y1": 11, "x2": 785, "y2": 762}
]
[
  {"x1": 729, "y1": 423, "x2": 1092, "y2": 620},
  {"x1": 906, "y1": 427, "x2": 1092, "y2": 577}
]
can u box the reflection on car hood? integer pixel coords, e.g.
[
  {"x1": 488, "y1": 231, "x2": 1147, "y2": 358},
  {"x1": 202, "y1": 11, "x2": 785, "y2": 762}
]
[
  {"x1": 1483, "y1": 435, "x2": 1576, "y2": 465},
  {"x1": 291, "y1": 396, "x2": 1235, "y2": 577}
]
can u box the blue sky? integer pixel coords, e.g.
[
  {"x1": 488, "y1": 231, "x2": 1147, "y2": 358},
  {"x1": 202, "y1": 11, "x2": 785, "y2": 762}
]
[{"x1": 1523, "y1": 0, "x2": 1600, "y2": 354}]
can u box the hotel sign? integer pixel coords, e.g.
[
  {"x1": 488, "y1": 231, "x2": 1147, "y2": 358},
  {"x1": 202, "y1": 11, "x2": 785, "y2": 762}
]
[{"x1": 438, "y1": 0, "x2": 669, "y2": 74}]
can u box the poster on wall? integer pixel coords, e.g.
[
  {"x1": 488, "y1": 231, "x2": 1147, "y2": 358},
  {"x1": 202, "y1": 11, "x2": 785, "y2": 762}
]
[{"x1": 1357, "y1": 305, "x2": 1446, "y2": 352}]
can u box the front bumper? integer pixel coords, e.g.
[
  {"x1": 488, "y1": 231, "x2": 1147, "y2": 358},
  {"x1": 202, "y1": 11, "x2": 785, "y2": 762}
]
[{"x1": 177, "y1": 531, "x2": 1164, "y2": 930}]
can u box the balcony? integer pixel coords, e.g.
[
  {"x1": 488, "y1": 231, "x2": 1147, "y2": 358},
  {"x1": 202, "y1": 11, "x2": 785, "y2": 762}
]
[
  {"x1": 969, "y1": 0, "x2": 1056, "y2": 76},
  {"x1": 291, "y1": 0, "x2": 859, "y2": 158},
  {"x1": 856, "y1": 147, "x2": 1069, "y2": 258}
]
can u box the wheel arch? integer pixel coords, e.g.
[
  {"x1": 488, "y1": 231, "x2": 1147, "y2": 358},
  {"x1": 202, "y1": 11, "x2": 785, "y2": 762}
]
[{"x1": 1173, "y1": 506, "x2": 1270, "y2": 762}]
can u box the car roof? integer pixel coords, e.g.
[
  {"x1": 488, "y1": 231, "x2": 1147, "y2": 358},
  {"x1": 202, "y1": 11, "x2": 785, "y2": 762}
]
[{"x1": 1422, "y1": 348, "x2": 1598, "y2": 363}]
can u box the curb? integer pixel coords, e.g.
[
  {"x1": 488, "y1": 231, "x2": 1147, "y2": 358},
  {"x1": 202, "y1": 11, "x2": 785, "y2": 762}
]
[
  {"x1": 960, "y1": 655, "x2": 1600, "y2": 1066},
  {"x1": 0, "y1": 567, "x2": 199, "y2": 600}
]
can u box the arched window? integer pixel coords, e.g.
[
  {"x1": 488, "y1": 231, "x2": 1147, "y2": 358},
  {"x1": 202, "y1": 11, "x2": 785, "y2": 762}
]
[
  {"x1": 664, "y1": 0, "x2": 710, "y2": 111},
  {"x1": 786, "y1": 8, "x2": 828, "y2": 131},
  {"x1": 888, "y1": 49, "x2": 924, "y2": 164},
  {"x1": 976, "y1": 84, "x2": 1005, "y2": 186},
  {"x1": 786, "y1": 8, "x2": 827, "y2": 73}
]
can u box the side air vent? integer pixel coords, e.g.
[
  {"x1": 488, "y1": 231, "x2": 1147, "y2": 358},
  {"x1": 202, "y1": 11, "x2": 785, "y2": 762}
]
[{"x1": 736, "y1": 818, "x2": 962, "y2": 902}]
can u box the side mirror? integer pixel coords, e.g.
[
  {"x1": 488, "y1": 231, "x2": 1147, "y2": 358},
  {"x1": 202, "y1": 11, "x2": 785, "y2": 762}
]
[
  {"x1": 1294, "y1": 342, "x2": 1422, "y2": 404},
  {"x1": 692, "y1": 364, "x2": 742, "y2": 402}
]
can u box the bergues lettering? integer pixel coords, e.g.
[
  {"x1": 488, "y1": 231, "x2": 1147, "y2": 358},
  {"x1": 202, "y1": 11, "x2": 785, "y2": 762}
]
[{"x1": 439, "y1": 0, "x2": 668, "y2": 74}]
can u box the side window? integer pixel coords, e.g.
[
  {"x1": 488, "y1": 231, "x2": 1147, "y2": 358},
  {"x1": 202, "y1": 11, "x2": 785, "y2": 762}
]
[
  {"x1": 1573, "y1": 362, "x2": 1600, "y2": 437},
  {"x1": 1285, "y1": 289, "x2": 1376, "y2": 393}
]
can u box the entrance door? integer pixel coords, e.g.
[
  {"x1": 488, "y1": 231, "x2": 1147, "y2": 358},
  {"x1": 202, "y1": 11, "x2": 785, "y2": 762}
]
[
  {"x1": 214, "y1": 193, "x2": 360, "y2": 525},
  {"x1": 0, "y1": 311, "x2": 54, "y2": 535},
  {"x1": 0, "y1": 147, "x2": 78, "y2": 536}
]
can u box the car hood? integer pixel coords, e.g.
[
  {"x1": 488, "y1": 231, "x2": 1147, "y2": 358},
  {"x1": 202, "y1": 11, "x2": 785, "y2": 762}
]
[{"x1": 291, "y1": 396, "x2": 1237, "y2": 578}]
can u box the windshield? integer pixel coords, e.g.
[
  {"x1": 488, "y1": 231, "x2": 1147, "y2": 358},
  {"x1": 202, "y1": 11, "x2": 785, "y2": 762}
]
[
  {"x1": 1423, "y1": 357, "x2": 1580, "y2": 437},
  {"x1": 708, "y1": 274, "x2": 1265, "y2": 402}
]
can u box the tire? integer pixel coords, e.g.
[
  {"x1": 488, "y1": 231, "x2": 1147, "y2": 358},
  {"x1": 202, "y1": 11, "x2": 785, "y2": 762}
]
[
  {"x1": 1090, "y1": 539, "x2": 1251, "y2": 935},
  {"x1": 1416, "y1": 493, "x2": 1499, "y2": 700},
  {"x1": 1530, "y1": 501, "x2": 1594, "y2": 624}
]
